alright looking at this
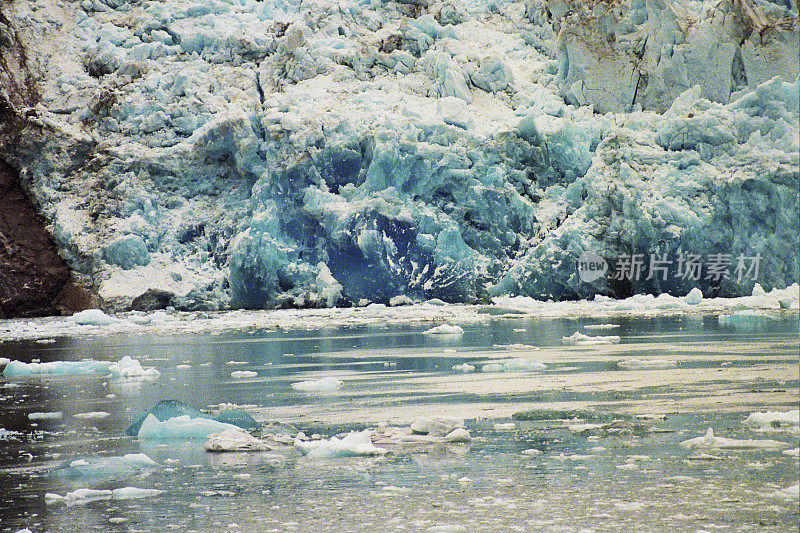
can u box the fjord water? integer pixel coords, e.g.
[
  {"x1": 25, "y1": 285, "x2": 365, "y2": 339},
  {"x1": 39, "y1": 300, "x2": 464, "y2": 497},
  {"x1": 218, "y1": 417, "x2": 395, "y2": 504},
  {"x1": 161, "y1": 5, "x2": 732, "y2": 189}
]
[{"x1": 0, "y1": 313, "x2": 798, "y2": 532}]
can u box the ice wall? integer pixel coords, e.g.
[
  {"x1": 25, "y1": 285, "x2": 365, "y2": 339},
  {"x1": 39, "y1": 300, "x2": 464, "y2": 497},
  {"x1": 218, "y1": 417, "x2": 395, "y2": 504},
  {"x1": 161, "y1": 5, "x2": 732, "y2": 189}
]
[{"x1": 0, "y1": 0, "x2": 796, "y2": 311}]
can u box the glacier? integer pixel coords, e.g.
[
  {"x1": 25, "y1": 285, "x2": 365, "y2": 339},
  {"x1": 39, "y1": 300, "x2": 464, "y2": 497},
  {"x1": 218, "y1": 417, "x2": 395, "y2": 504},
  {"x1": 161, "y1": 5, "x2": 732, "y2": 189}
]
[{"x1": 0, "y1": 0, "x2": 796, "y2": 312}]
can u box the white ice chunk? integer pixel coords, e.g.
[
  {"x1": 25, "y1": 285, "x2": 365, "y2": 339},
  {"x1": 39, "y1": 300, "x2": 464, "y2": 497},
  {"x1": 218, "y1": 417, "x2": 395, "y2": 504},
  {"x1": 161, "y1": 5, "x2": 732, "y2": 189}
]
[
  {"x1": 744, "y1": 410, "x2": 799, "y2": 433},
  {"x1": 424, "y1": 324, "x2": 464, "y2": 335},
  {"x1": 562, "y1": 332, "x2": 620, "y2": 345},
  {"x1": 290, "y1": 376, "x2": 342, "y2": 392},
  {"x1": 46, "y1": 487, "x2": 162, "y2": 505},
  {"x1": 230, "y1": 370, "x2": 258, "y2": 379},
  {"x1": 108, "y1": 356, "x2": 161, "y2": 379},
  {"x1": 136, "y1": 414, "x2": 240, "y2": 440},
  {"x1": 74, "y1": 412, "x2": 111, "y2": 420},
  {"x1": 684, "y1": 288, "x2": 703, "y2": 305},
  {"x1": 28, "y1": 412, "x2": 63, "y2": 420},
  {"x1": 680, "y1": 428, "x2": 791, "y2": 450},
  {"x1": 410, "y1": 417, "x2": 464, "y2": 437},
  {"x1": 70, "y1": 309, "x2": 118, "y2": 326},
  {"x1": 295, "y1": 430, "x2": 386, "y2": 458},
  {"x1": 3, "y1": 356, "x2": 158, "y2": 380},
  {"x1": 451, "y1": 363, "x2": 475, "y2": 373},
  {"x1": 0, "y1": 428, "x2": 22, "y2": 440},
  {"x1": 205, "y1": 429, "x2": 268, "y2": 452}
]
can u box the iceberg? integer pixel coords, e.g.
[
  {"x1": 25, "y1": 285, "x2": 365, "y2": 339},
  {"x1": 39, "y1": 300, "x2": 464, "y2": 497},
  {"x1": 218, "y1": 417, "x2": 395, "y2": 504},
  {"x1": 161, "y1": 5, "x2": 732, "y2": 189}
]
[
  {"x1": 137, "y1": 414, "x2": 241, "y2": 440},
  {"x1": 126, "y1": 400, "x2": 259, "y2": 436},
  {"x1": 50, "y1": 453, "x2": 158, "y2": 480},
  {"x1": 295, "y1": 430, "x2": 387, "y2": 458},
  {"x1": 3, "y1": 356, "x2": 158, "y2": 380}
]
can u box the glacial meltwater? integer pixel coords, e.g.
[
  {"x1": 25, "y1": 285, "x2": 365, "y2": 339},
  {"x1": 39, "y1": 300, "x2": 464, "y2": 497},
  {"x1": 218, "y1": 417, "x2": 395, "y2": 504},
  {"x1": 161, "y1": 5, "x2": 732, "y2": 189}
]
[{"x1": 0, "y1": 309, "x2": 798, "y2": 532}]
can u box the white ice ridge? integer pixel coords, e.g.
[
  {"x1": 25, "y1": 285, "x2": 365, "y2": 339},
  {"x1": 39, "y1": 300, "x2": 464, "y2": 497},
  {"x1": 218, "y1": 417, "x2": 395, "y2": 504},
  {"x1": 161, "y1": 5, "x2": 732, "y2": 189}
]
[
  {"x1": 0, "y1": 0, "x2": 795, "y2": 313},
  {"x1": 679, "y1": 428, "x2": 792, "y2": 451},
  {"x1": 0, "y1": 283, "x2": 797, "y2": 341},
  {"x1": 45, "y1": 487, "x2": 163, "y2": 506},
  {"x1": 2, "y1": 355, "x2": 159, "y2": 380}
]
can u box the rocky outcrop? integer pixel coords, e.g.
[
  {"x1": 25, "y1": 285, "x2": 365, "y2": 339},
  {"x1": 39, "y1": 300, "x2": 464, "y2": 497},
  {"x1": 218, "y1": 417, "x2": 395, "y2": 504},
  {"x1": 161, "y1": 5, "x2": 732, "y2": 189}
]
[{"x1": 0, "y1": 4, "x2": 96, "y2": 317}]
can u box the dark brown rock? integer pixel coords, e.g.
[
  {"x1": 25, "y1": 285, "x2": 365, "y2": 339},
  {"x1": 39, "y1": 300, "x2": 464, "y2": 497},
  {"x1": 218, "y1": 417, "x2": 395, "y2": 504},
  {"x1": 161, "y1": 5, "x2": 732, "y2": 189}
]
[{"x1": 0, "y1": 159, "x2": 93, "y2": 317}]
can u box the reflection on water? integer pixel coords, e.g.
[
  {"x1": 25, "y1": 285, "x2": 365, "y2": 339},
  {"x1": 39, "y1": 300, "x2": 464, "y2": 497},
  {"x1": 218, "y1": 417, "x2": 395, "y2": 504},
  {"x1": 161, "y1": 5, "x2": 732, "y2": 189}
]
[{"x1": 0, "y1": 314, "x2": 797, "y2": 531}]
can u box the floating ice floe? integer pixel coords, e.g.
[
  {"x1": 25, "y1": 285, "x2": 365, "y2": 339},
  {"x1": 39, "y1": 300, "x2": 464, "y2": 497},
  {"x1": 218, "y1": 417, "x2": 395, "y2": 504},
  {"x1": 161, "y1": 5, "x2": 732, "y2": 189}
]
[
  {"x1": 481, "y1": 359, "x2": 546, "y2": 372},
  {"x1": 617, "y1": 359, "x2": 676, "y2": 370},
  {"x1": 783, "y1": 448, "x2": 799, "y2": 458},
  {"x1": 230, "y1": 370, "x2": 258, "y2": 379},
  {"x1": 45, "y1": 487, "x2": 163, "y2": 506},
  {"x1": 291, "y1": 376, "x2": 342, "y2": 392},
  {"x1": 370, "y1": 418, "x2": 472, "y2": 447},
  {"x1": 28, "y1": 412, "x2": 62, "y2": 420},
  {"x1": 775, "y1": 484, "x2": 799, "y2": 500},
  {"x1": 137, "y1": 414, "x2": 241, "y2": 440},
  {"x1": 2, "y1": 356, "x2": 159, "y2": 380},
  {"x1": 493, "y1": 423, "x2": 516, "y2": 431},
  {"x1": 73, "y1": 412, "x2": 111, "y2": 420},
  {"x1": 108, "y1": 356, "x2": 161, "y2": 379},
  {"x1": 424, "y1": 324, "x2": 464, "y2": 335},
  {"x1": 205, "y1": 429, "x2": 269, "y2": 452},
  {"x1": 583, "y1": 324, "x2": 620, "y2": 330},
  {"x1": 0, "y1": 428, "x2": 22, "y2": 441},
  {"x1": 680, "y1": 428, "x2": 791, "y2": 450},
  {"x1": 51, "y1": 454, "x2": 158, "y2": 480},
  {"x1": 451, "y1": 363, "x2": 475, "y2": 373},
  {"x1": 743, "y1": 410, "x2": 799, "y2": 433},
  {"x1": 295, "y1": 430, "x2": 387, "y2": 458},
  {"x1": 562, "y1": 332, "x2": 620, "y2": 345}
]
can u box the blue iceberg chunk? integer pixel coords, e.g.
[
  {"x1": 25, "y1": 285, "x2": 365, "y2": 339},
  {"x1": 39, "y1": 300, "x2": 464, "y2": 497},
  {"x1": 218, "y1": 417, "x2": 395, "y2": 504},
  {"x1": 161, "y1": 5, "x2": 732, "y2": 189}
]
[{"x1": 126, "y1": 400, "x2": 258, "y2": 436}]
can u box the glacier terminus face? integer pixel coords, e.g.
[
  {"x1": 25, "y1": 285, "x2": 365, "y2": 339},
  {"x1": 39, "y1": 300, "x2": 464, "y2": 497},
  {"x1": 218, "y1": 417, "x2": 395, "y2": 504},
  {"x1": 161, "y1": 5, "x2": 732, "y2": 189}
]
[{"x1": 0, "y1": 0, "x2": 797, "y2": 312}]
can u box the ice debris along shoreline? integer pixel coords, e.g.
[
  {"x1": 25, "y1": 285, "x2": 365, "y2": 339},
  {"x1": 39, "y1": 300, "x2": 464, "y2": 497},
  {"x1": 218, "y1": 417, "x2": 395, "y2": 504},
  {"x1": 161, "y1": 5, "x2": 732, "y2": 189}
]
[
  {"x1": 0, "y1": 284, "x2": 796, "y2": 341},
  {"x1": 0, "y1": 0, "x2": 796, "y2": 312}
]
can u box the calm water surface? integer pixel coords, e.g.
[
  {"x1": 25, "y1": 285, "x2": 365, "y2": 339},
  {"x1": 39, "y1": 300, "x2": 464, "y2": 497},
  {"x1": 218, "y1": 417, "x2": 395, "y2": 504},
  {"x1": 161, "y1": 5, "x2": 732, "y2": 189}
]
[{"x1": 0, "y1": 314, "x2": 797, "y2": 532}]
